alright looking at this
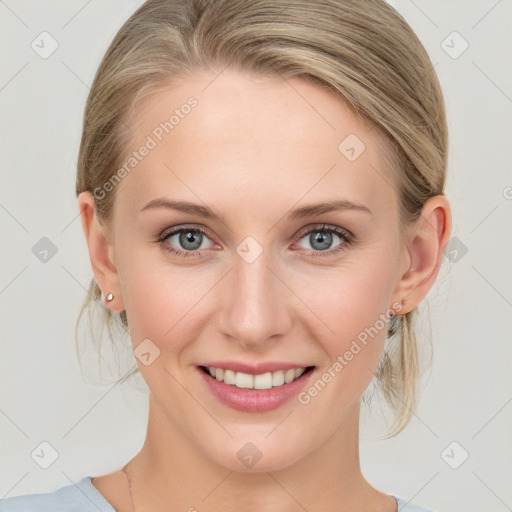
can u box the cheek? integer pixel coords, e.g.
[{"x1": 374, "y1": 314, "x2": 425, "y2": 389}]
[
  {"x1": 290, "y1": 256, "x2": 396, "y2": 388},
  {"x1": 118, "y1": 257, "x2": 214, "y2": 402},
  {"x1": 118, "y1": 250, "x2": 217, "y2": 352},
  {"x1": 295, "y1": 259, "x2": 394, "y2": 340}
]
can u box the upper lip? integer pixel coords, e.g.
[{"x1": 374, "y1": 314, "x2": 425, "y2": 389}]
[{"x1": 200, "y1": 361, "x2": 314, "y2": 375}]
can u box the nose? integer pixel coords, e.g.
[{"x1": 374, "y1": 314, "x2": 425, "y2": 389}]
[{"x1": 215, "y1": 247, "x2": 292, "y2": 350}]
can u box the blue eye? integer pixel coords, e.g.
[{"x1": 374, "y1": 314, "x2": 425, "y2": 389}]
[
  {"x1": 293, "y1": 224, "x2": 353, "y2": 258},
  {"x1": 156, "y1": 226, "x2": 214, "y2": 258}
]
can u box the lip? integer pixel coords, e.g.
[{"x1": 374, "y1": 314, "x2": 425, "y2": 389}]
[
  {"x1": 197, "y1": 365, "x2": 316, "y2": 413},
  {"x1": 201, "y1": 361, "x2": 310, "y2": 374}
]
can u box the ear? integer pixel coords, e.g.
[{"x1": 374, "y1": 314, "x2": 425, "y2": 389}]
[
  {"x1": 391, "y1": 195, "x2": 452, "y2": 314},
  {"x1": 77, "y1": 191, "x2": 125, "y2": 312}
]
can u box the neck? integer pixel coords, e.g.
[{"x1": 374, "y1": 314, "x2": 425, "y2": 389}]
[{"x1": 123, "y1": 393, "x2": 384, "y2": 512}]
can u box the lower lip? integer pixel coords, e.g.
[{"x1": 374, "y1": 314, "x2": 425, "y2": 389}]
[{"x1": 197, "y1": 366, "x2": 315, "y2": 412}]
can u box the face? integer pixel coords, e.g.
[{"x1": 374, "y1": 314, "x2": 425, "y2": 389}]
[{"x1": 104, "y1": 69, "x2": 409, "y2": 471}]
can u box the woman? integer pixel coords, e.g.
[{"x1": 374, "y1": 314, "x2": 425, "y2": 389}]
[{"x1": 0, "y1": 0, "x2": 451, "y2": 510}]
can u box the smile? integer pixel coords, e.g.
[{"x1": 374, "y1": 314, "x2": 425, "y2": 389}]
[
  {"x1": 197, "y1": 365, "x2": 316, "y2": 412},
  {"x1": 201, "y1": 366, "x2": 314, "y2": 390}
]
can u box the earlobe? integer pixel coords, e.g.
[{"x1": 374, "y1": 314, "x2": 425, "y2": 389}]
[
  {"x1": 77, "y1": 192, "x2": 125, "y2": 311},
  {"x1": 392, "y1": 195, "x2": 452, "y2": 314}
]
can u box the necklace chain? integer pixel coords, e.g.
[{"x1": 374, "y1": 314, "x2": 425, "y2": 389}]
[{"x1": 122, "y1": 461, "x2": 136, "y2": 512}]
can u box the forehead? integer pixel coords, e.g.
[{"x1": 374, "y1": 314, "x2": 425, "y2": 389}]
[{"x1": 115, "y1": 68, "x2": 396, "y2": 220}]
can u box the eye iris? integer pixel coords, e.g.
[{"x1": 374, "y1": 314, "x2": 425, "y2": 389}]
[
  {"x1": 311, "y1": 231, "x2": 332, "y2": 251},
  {"x1": 179, "y1": 230, "x2": 202, "y2": 250}
]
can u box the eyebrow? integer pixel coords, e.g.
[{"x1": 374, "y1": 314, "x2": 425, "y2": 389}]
[
  {"x1": 139, "y1": 197, "x2": 372, "y2": 221},
  {"x1": 288, "y1": 199, "x2": 372, "y2": 218}
]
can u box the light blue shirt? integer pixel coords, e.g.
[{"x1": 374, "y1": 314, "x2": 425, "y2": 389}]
[{"x1": 0, "y1": 476, "x2": 435, "y2": 511}]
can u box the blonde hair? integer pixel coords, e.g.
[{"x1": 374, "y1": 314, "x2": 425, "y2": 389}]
[{"x1": 75, "y1": 0, "x2": 448, "y2": 437}]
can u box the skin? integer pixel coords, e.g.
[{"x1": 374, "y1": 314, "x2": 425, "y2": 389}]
[{"x1": 78, "y1": 68, "x2": 451, "y2": 512}]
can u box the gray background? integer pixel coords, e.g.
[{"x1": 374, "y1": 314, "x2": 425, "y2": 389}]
[{"x1": 1, "y1": 1, "x2": 511, "y2": 511}]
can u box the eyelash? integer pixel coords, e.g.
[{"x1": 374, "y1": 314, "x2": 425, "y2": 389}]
[{"x1": 154, "y1": 223, "x2": 354, "y2": 259}]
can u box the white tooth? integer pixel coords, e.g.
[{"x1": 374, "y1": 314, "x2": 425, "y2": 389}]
[
  {"x1": 294, "y1": 368, "x2": 305, "y2": 379},
  {"x1": 224, "y1": 369, "x2": 236, "y2": 385},
  {"x1": 235, "y1": 371, "x2": 254, "y2": 389},
  {"x1": 284, "y1": 369, "x2": 296, "y2": 384},
  {"x1": 272, "y1": 370, "x2": 285, "y2": 387},
  {"x1": 253, "y1": 372, "x2": 273, "y2": 390},
  {"x1": 207, "y1": 366, "x2": 306, "y2": 388}
]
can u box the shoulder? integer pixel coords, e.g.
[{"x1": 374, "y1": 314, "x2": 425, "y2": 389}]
[
  {"x1": 0, "y1": 477, "x2": 115, "y2": 512},
  {"x1": 393, "y1": 496, "x2": 436, "y2": 511}
]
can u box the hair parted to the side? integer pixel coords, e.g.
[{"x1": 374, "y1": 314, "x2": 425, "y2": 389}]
[{"x1": 75, "y1": 0, "x2": 448, "y2": 437}]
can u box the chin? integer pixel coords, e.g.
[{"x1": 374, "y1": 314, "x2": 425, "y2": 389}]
[{"x1": 204, "y1": 435, "x2": 310, "y2": 473}]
